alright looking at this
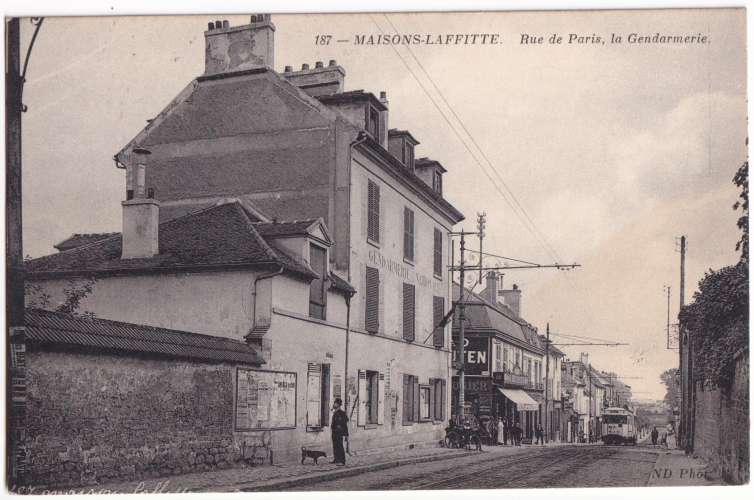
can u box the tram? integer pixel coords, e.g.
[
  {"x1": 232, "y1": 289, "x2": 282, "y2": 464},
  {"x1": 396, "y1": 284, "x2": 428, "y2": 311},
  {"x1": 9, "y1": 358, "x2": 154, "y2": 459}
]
[{"x1": 601, "y1": 407, "x2": 637, "y2": 445}]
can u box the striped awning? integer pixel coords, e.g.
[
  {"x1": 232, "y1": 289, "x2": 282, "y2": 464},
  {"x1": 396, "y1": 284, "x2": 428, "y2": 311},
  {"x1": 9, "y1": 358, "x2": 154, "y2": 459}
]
[{"x1": 498, "y1": 388, "x2": 539, "y2": 412}]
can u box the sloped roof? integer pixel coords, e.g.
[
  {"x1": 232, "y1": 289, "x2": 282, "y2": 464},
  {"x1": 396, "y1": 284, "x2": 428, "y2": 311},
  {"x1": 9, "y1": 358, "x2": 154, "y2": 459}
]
[
  {"x1": 25, "y1": 202, "x2": 315, "y2": 279},
  {"x1": 452, "y1": 283, "x2": 542, "y2": 353},
  {"x1": 54, "y1": 233, "x2": 119, "y2": 252},
  {"x1": 253, "y1": 219, "x2": 321, "y2": 238},
  {"x1": 25, "y1": 308, "x2": 264, "y2": 365}
]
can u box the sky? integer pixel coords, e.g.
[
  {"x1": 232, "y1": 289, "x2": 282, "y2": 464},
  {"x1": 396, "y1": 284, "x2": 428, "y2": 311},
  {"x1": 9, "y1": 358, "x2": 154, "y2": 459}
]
[{"x1": 16, "y1": 9, "x2": 747, "y2": 400}]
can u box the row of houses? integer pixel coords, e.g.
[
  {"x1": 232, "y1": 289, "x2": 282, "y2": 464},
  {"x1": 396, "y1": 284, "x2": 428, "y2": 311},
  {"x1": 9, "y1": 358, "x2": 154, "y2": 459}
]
[
  {"x1": 14, "y1": 16, "x2": 633, "y2": 488},
  {"x1": 450, "y1": 274, "x2": 634, "y2": 444}
]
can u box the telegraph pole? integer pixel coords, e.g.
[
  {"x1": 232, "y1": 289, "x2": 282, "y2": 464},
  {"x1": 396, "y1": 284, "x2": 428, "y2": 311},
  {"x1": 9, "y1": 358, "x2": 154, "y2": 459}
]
[
  {"x1": 457, "y1": 231, "x2": 467, "y2": 417},
  {"x1": 544, "y1": 323, "x2": 550, "y2": 442},
  {"x1": 665, "y1": 285, "x2": 672, "y2": 349},
  {"x1": 477, "y1": 213, "x2": 486, "y2": 285}
]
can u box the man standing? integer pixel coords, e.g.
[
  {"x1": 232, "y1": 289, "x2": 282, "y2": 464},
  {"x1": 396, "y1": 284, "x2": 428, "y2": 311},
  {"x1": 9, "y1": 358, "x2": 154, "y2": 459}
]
[
  {"x1": 651, "y1": 427, "x2": 658, "y2": 446},
  {"x1": 331, "y1": 398, "x2": 348, "y2": 465}
]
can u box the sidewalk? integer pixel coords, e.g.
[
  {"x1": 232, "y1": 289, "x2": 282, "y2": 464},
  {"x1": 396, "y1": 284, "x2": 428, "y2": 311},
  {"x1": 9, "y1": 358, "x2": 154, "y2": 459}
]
[{"x1": 647, "y1": 449, "x2": 721, "y2": 487}]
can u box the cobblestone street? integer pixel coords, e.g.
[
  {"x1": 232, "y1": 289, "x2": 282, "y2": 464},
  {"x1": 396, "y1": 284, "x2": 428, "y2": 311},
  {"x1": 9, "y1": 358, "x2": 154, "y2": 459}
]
[{"x1": 282, "y1": 444, "x2": 718, "y2": 491}]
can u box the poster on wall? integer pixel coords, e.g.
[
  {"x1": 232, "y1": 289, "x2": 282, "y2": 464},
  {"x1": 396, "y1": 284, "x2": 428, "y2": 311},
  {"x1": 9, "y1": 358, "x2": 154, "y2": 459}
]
[{"x1": 236, "y1": 369, "x2": 297, "y2": 430}]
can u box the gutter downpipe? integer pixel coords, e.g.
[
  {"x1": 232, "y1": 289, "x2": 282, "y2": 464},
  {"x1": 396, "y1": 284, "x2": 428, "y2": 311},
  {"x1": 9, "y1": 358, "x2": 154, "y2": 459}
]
[
  {"x1": 249, "y1": 265, "x2": 285, "y2": 348},
  {"x1": 344, "y1": 130, "x2": 367, "y2": 416}
]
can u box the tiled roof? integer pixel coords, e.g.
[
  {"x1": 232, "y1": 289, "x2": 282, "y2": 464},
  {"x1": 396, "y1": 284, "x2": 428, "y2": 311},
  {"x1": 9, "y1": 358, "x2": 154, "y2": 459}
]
[
  {"x1": 54, "y1": 233, "x2": 118, "y2": 252},
  {"x1": 317, "y1": 90, "x2": 387, "y2": 111},
  {"x1": 415, "y1": 157, "x2": 447, "y2": 173},
  {"x1": 25, "y1": 202, "x2": 316, "y2": 279},
  {"x1": 329, "y1": 272, "x2": 356, "y2": 295},
  {"x1": 25, "y1": 308, "x2": 264, "y2": 365}
]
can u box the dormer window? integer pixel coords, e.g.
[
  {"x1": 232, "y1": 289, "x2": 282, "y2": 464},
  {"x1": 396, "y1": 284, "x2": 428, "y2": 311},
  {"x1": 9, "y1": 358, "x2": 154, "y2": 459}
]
[
  {"x1": 388, "y1": 129, "x2": 419, "y2": 171},
  {"x1": 403, "y1": 142, "x2": 415, "y2": 172},
  {"x1": 432, "y1": 170, "x2": 442, "y2": 194},
  {"x1": 366, "y1": 105, "x2": 382, "y2": 142}
]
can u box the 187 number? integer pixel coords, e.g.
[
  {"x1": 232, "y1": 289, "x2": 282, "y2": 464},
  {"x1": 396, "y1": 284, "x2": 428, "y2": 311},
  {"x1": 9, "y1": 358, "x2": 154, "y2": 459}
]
[{"x1": 315, "y1": 35, "x2": 332, "y2": 45}]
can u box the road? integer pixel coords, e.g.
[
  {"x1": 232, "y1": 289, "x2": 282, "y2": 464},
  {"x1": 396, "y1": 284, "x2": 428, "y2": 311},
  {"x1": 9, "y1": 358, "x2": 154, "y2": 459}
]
[{"x1": 288, "y1": 444, "x2": 663, "y2": 490}]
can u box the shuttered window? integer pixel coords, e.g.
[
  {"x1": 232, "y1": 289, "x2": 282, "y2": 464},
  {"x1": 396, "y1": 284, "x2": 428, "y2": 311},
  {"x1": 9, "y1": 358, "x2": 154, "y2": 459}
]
[
  {"x1": 432, "y1": 296, "x2": 444, "y2": 348},
  {"x1": 309, "y1": 244, "x2": 327, "y2": 320},
  {"x1": 402, "y1": 283, "x2": 415, "y2": 342},
  {"x1": 431, "y1": 378, "x2": 446, "y2": 422},
  {"x1": 433, "y1": 228, "x2": 443, "y2": 277},
  {"x1": 403, "y1": 207, "x2": 415, "y2": 262},
  {"x1": 402, "y1": 374, "x2": 421, "y2": 424},
  {"x1": 306, "y1": 363, "x2": 331, "y2": 430},
  {"x1": 365, "y1": 267, "x2": 380, "y2": 334},
  {"x1": 367, "y1": 180, "x2": 380, "y2": 243}
]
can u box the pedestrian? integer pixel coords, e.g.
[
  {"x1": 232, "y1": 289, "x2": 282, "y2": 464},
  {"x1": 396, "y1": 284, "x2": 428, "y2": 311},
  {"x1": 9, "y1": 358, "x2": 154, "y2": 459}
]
[
  {"x1": 497, "y1": 417, "x2": 505, "y2": 445},
  {"x1": 330, "y1": 398, "x2": 348, "y2": 465},
  {"x1": 651, "y1": 427, "x2": 658, "y2": 446},
  {"x1": 503, "y1": 418, "x2": 509, "y2": 445},
  {"x1": 514, "y1": 422, "x2": 522, "y2": 446}
]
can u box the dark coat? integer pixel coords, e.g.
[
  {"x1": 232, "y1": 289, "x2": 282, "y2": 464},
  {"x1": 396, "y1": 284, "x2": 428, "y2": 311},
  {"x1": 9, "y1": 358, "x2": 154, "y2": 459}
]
[{"x1": 332, "y1": 408, "x2": 349, "y2": 437}]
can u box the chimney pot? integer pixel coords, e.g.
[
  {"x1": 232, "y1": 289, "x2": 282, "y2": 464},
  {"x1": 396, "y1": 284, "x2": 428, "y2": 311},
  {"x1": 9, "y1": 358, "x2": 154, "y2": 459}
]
[
  {"x1": 380, "y1": 91, "x2": 387, "y2": 100},
  {"x1": 301, "y1": 63, "x2": 309, "y2": 70},
  {"x1": 284, "y1": 65, "x2": 292, "y2": 72},
  {"x1": 315, "y1": 61, "x2": 324, "y2": 68},
  {"x1": 329, "y1": 59, "x2": 337, "y2": 66},
  {"x1": 207, "y1": 22, "x2": 214, "y2": 31},
  {"x1": 204, "y1": 15, "x2": 275, "y2": 75},
  {"x1": 222, "y1": 20, "x2": 229, "y2": 29}
]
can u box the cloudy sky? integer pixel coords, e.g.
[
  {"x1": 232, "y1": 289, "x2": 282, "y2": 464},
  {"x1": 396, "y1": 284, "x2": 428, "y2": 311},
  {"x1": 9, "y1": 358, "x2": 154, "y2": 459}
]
[{"x1": 18, "y1": 9, "x2": 746, "y2": 399}]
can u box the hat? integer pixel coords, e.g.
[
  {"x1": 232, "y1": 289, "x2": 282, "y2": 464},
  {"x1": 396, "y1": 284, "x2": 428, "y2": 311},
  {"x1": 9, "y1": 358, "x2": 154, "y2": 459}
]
[{"x1": 334, "y1": 398, "x2": 343, "y2": 405}]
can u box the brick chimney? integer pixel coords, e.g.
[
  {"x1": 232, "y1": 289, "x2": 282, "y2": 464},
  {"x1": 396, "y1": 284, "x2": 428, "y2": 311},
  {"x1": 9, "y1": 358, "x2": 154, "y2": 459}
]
[
  {"x1": 204, "y1": 15, "x2": 275, "y2": 75},
  {"x1": 499, "y1": 283, "x2": 522, "y2": 317},
  {"x1": 483, "y1": 271, "x2": 498, "y2": 304},
  {"x1": 121, "y1": 148, "x2": 159, "y2": 259},
  {"x1": 282, "y1": 59, "x2": 346, "y2": 97}
]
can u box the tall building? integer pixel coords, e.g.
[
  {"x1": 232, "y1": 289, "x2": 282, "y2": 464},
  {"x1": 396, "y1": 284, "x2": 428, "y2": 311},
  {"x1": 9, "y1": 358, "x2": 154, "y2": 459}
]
[{"x1": 26, "y1": 15, "x2": 465, "y2": 471}]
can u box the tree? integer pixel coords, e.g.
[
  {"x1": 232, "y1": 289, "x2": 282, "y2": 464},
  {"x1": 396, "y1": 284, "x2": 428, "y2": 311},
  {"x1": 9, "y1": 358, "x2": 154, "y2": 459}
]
[
  {"x1": 660, "y1": 368, "x2": 680, "y2": 410},
  {"x1": 733, "y1": 159, "x2": 748, "y2": 262}
]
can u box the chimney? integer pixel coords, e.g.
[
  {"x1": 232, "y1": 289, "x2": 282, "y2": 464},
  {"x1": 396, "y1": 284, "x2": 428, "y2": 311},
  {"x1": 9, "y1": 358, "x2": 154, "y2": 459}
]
[
  {"x1": 483, "y1": 271, "x2": 498, "y2": 304},
  {"x1": 282, "y1": 59, "x2": 346, "y2": 97},
  {"x1": 580, "y1": 352, "x2": 589, "y2": 368},
  {"x1": 121, "y1": 148, "x2": 159, "y2": 259},
  {"x1": 499, "y1": 283, "x2": 522, "y2": 317},
  {"x1": 379, "y1": 91, "x2": 389, "y2": 148},
  {"x1": 204, "y1": 15, "x2": 275, "y2": 75}
]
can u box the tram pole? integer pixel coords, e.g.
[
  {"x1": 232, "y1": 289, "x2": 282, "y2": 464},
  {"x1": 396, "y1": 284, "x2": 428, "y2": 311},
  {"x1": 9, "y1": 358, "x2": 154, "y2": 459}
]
[
  {"x1": 544, "y1": 323, "x2": 550, "y2": 443},
  {"x1": 457, "y1": 232, "x2": 466, "y2": 417}
]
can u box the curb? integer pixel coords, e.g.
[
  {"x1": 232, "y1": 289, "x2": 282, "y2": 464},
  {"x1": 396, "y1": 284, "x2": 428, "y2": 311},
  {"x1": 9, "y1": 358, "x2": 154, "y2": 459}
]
[{"x1": 227, "y1": 449, "x2": 479, "y2": 492}]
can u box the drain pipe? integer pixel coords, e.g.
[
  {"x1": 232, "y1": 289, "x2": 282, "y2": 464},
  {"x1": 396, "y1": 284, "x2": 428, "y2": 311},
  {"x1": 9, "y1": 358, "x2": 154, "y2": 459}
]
[
  {"x1": 248, "y1": 265, "x2": 285, "y2": 343},
  {"x1": 344, "y1": 130, "x2": 366, "y2": 416}
]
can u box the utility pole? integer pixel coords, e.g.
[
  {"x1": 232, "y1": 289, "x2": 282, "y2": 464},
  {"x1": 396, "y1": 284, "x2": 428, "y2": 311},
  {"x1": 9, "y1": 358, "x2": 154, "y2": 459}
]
[
  {"x1": 477, "y1": 213, "x2": 486, "y2": 285},
  {"x1": 665, "y1": 285, "x2": 672, "y2": 349},
  {"x1": 457, "y1": 231, "x2": 467, "y2": 417},
  {"x1": 544, "y1": 323, "x2": 550, "y2": 443}
]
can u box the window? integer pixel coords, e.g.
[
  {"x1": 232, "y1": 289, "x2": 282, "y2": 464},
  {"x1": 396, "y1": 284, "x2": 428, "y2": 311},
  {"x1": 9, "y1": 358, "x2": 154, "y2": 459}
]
[
  {"x1": 306, "y1": 363, "x2": 330, "y2": 430},
  {"x1": 432, "y1": 296, "x2": 444, "y2": 348},
  {"x1": 402, "y1": 374, "x2": 419, "y2": 424},
  {"x1": 431, "y1": 378, "x2": 446, "y2": 422},
  {"x1": 365, "y1": 266, "x2": 380, "y2": 334},
  {"x1": 358, "y1": 369, "x2": 384, "y2": 426},
  {"x1": 419, "y1": 385, "x2": 431, "y2": 421},
  {"x1": 367, "y1": 180, "x2": 380, "y2": 243},
  {"x1": 432, "y1": 170, "x2": 442, "y2": 195},
  {"x1": 503, "y1": 347, "x2": 510, "y2": 372},
  {"x1": 402, "y1": 283, "x2": 415, "y2": 341},
  {"x1": 365, "y1": 106, "x2": 381, "y2": 141},
  {"x1": 495, "y1": 343, "x2": 502, "y2": 372},
  {"x1": 403, "y1": 141, "x2": 415, "y2": 170},
  {"x1": 403, "y1": 207, "x2": 415, "y2": 262},
  {"x1": 433, "y1": 228, "x2": 443, "y2": 277},
  {"x1": 309, "y1": 244, "x2": 327, "y2": 320}
]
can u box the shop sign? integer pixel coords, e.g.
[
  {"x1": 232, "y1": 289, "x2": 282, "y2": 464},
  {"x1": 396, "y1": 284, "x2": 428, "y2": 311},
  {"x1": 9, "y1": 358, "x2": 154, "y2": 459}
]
[{"x1": 451, "y1": 337, "x2": 490, "y2": 376}]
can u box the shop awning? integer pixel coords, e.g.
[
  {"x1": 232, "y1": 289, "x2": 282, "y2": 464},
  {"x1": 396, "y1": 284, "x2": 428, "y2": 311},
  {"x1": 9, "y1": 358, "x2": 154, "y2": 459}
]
[{"x1": 497, "y1": 388, "x2": 539, "y2": 412}]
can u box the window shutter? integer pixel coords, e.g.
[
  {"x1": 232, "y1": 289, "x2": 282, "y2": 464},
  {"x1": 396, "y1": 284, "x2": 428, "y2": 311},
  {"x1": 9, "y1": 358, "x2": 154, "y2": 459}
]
[
  {"x1": 440, "y1": 379, "x2": 448, "y2": 421},
  {"x1": 321, "y1": 364, "x2": 331, "y2": 427},
  {"x1": 403, "y1": 208, "x2": 414, "y2": 261},
  {"x1": 365, "y1": 267, "x2": 380, "y2": 334},
  {"x1": 402, "y1": 374, "x2": 410, "y2": 425},
  {"x1": 433, "y1": 228, "x2": 442, "y2": 277},
  {"x1": 306, "y1": 363, "x2": 322, "y2": 428},
  {"x1": 377, "y1": 373, "x2": 385, "y2": 425},
  {"x1": 433, "y1": 296, "x2": 444, "y2": 348},
  {"x1": 367, "y1": 181, "x2": 380, "y2": 243},
  {"x1": 357, "y1": 370, "x2": 367, "y2": 426},
  {"x1": 412, "y1": 376, "x2": 420, "y2": 422},
  {"x1": 402, "y1": 283, "x2": 415, "y2": 341}
]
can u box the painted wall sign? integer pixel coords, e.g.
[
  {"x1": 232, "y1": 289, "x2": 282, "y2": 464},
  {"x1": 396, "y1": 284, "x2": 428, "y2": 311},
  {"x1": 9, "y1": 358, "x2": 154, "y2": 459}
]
[
  {"x1": 367, "y1": 248, "x2": 443, "y2": 292},
  {"x1": 452, "y1": 337, "x2": 490, "y2": 376},
  {"x1": 235, "y1": 369, "x2": 296, "y2": 431}
]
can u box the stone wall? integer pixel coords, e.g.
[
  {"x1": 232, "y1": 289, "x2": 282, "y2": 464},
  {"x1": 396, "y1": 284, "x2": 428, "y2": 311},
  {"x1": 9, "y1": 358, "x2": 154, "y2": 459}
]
[
  {"x1": 22, "y1": 348, "x2": 243, "y2": 488},
  {"x1": 692, "y1": 350, "x2": 749, "y2": 485}
]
